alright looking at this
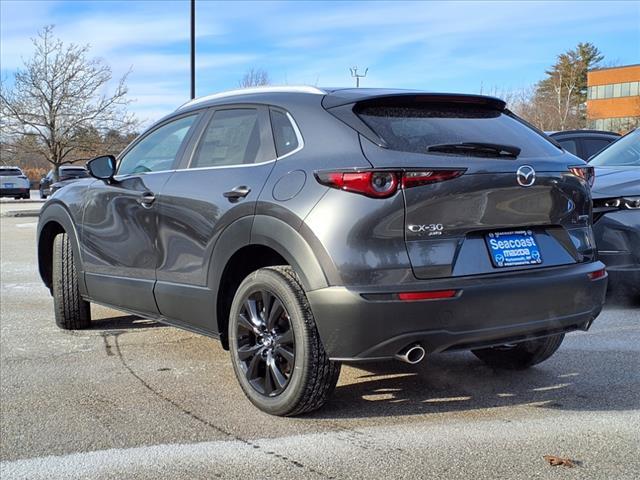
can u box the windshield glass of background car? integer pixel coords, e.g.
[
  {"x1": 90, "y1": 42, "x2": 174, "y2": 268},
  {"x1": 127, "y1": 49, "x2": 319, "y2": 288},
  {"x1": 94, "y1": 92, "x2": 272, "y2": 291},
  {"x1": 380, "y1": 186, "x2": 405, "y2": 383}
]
[
  {"x1": 118, "y1": 115, "x2": 197, "y2": 175},
  {"x1": 589, "y1": 130, "x2": 640, "y2": 167},
  {"x1": 356, "y1": 104, "x2": 561, "y2": 158}
]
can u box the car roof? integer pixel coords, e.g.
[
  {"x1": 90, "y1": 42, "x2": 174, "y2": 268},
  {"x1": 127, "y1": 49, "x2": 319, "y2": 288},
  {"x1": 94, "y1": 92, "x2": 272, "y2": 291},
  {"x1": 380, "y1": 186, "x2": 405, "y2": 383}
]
[{"x1": 176, "y1": 86, "x2": 506, "y2": 112}]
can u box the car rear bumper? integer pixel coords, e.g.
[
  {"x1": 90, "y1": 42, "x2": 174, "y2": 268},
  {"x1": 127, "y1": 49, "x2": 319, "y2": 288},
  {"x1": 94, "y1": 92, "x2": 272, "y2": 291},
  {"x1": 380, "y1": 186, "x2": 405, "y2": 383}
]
[{"x1": 307, "y1": 261, "x2": 607, "y2": 361}]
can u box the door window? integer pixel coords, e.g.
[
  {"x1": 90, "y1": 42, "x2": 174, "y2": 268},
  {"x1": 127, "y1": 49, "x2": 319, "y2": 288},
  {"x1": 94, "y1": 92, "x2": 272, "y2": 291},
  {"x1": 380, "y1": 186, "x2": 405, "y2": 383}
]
[
  {"x1": 118, "y1": 115, "x2": 197, "y2": 176},
  {"x1": 190, "y1": 109, "x2": 263, "y2": 168}
]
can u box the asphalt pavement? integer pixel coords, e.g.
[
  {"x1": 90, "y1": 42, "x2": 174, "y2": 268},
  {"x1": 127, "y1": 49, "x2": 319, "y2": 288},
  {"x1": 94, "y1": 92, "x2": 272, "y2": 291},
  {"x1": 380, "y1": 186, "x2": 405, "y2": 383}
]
[{"x1": 1, "y1": 214, "x2": 638, "y2": 479}]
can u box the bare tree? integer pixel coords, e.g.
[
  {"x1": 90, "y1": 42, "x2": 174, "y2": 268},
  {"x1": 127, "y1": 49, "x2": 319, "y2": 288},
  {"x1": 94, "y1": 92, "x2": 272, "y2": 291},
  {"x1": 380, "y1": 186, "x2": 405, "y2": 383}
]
[
  {"x1": 239, "y1": 68, "x2": 270, "y2": 88},
  {"x1": 0, "y1": 26, "x2": 137, "y2": 179}
]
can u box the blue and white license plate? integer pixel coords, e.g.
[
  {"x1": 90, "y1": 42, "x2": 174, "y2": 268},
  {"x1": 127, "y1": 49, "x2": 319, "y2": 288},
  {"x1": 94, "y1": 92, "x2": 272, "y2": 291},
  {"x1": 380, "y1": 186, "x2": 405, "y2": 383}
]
[
  {"x1": 3, "y1": 183, "x2": 14, "y2": 188},
  {"x1": 485, "y1": 230, "x2": 542, "y2": 268}
]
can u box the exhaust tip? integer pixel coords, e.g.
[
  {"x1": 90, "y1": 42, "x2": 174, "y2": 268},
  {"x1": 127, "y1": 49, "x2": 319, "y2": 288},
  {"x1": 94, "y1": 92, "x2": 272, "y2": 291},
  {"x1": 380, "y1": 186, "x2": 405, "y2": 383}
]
[{"x1": 395, "y1": 344, "x2": 426, "y2": 364}]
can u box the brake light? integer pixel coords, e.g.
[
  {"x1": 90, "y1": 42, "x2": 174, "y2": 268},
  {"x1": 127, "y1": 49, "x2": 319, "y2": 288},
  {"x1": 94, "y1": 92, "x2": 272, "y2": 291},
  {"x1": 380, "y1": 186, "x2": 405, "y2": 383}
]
[
  {"x1": 315, "y1": 169, "x2": 464, "y2": 198},
  {"x1": 569, "y1": 166, "x2": 595, "y2": 188},
  {"x1": 398, "y1": 290, "x2": 458, "y2": 301}
]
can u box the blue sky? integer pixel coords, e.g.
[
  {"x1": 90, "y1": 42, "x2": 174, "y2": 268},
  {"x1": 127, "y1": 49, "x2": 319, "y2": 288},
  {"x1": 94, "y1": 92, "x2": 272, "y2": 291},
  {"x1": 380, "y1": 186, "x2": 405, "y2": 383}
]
[{"x1": 1, "y1": 0, "x2": 638, "y2": 124}]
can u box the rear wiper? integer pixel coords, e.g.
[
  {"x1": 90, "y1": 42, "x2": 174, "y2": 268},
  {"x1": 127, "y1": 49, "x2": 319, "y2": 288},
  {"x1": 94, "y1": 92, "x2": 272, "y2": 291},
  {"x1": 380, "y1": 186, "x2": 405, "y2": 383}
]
[{"x1": 427, "y1": 142, "x2": 521, "y2": 158}]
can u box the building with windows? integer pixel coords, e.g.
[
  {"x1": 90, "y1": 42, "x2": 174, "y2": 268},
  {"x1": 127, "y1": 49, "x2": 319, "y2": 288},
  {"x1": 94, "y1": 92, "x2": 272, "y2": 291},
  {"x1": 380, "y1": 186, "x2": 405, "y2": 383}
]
[{"x1": 587, "y1": 64, "x2": 640, "y2": 133}]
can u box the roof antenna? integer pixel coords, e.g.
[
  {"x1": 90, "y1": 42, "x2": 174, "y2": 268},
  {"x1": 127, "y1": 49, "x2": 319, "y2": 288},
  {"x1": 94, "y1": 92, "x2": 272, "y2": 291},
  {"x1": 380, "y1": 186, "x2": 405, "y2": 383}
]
[{"x1": 349, "y1": 66, "x2": 368, "y2": 88}]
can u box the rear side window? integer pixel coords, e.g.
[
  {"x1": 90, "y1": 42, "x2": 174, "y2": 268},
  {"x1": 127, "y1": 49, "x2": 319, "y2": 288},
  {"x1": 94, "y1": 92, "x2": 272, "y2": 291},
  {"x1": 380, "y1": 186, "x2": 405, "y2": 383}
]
[
  {"x1": 0, "y1": 168, "x2": 22, "y2": 176},
  {"x1": 582, "y1": 138, "x2": 612, "y2": 159},
  {"x1": 269, "y1": 108, "x2": 299, "y2": 157},
  {"x1": 557, "y1": 139, "x2": 578, "y2": 156},
  {"x1": 356, "y1": 104, "x2": 561, "y2": 158},
  {"x1": 191, "y1": 109, "x2": 263, "y2": 168}
]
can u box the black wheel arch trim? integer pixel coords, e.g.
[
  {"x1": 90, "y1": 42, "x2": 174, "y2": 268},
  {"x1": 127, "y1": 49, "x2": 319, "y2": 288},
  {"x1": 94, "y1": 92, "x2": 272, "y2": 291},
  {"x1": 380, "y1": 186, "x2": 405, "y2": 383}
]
[{"x1": 37, "y1": 201, "x2": 87, "y2": 295}]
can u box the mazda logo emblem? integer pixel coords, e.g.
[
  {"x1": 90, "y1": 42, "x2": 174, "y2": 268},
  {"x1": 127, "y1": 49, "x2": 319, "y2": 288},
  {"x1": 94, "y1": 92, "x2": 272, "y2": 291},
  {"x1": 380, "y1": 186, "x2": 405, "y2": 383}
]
[{"x1": 516, "y1": 165, "x2": 536, "y2": 187}]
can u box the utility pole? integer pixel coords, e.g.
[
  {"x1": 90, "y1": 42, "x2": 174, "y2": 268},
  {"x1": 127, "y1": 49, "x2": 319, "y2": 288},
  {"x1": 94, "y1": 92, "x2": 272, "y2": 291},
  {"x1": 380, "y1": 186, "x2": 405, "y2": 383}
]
[
  {"x1": 349, "y1": 66, "x2": 368, "y2": 88},
  {"x1": 190, "y1": 0, "x2": 196, "y2": 100}
]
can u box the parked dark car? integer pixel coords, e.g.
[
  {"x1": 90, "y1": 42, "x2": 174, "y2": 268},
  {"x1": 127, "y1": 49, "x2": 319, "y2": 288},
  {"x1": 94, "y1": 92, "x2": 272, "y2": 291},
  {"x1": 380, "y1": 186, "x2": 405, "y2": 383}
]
[
  {"x1": 589, "y1": 129, "x2": 640, "y2": 296},
  {"x1": 0, "y1": 166, "x2": 30, "y2": 199},
  {"x1": 40, "y1": 165, "x2": 89, "y2": 199},
  {"x1": 37, "y1": 87, "x2": 607, "y2": 415},
  {"x1": 548, "y1": 129, "x2": 620, "y2": 160}
]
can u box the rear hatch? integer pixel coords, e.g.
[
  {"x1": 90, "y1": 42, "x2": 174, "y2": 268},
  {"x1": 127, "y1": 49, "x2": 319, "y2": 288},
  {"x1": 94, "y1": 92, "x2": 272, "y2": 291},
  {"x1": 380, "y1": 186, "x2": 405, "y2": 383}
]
[
  {"x1": 0, "y1": 168, "x2": 28, "y2": 189},
  {"x1": 327, "y1": 93, "x2": 595, "y2": 279}
]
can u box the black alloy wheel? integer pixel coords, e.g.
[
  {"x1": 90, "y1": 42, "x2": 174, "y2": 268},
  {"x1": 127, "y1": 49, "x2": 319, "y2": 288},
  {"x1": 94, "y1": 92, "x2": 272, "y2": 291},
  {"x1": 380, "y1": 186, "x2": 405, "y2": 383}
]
[{"x1": 235, "y1": 289, "x2": 295, "y2": 396}]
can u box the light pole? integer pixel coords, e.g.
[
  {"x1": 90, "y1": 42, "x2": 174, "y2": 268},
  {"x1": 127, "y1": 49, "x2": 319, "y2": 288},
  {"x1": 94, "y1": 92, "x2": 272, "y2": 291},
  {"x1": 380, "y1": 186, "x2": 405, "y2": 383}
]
[{"x1": 190, "y1": 0, "x2": 196, "y2": 100}]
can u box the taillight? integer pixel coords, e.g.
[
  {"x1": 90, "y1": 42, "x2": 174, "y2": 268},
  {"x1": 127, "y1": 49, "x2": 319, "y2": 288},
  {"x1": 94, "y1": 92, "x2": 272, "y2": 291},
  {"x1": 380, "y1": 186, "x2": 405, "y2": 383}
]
[
  {"x1": 569, "y1": 166, "x2": 595, "y2": 188},
  {"x1": 315, "y1": 169, "x2": 464, "y2": 198}
]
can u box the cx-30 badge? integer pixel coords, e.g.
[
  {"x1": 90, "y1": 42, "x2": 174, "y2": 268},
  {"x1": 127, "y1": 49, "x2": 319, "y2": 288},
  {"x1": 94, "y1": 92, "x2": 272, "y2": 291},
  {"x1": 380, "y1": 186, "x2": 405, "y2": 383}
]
[{"x1": 516, "y1": 165, "x2": 536, "y2": 187}]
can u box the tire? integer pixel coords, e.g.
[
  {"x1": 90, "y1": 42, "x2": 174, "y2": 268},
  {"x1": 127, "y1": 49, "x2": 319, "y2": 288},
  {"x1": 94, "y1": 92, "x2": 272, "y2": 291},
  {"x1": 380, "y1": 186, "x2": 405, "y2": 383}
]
[
  {"x1": 228, "y1": 266, "x2": 341, "y2": 416},
  {"x1": 472, "y1": 334, "x2": 564, "y2": 370},
  {"x1": 52, "y1": 233, "x2": 91, "y2": 329}
]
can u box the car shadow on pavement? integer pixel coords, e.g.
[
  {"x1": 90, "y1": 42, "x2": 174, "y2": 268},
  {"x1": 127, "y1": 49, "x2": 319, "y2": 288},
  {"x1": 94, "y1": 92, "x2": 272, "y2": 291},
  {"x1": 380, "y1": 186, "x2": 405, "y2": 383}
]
[
  {"x1": 312, "y1": 349, "x2": 639, "y2": 420},
  {"x1": 90, "y1": 314, "x2": 165, "y2": 331}
]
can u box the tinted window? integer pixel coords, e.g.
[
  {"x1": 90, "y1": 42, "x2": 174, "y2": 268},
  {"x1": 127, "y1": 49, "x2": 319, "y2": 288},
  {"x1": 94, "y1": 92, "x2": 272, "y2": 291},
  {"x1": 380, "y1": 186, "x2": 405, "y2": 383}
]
[
  {"x1": 0, "y1": 168, "x2": 23, "y2": 176},
  {"x1": 356, "y1": 104, "x2": 560, "y2": 158},
  {"x1": 60, "y1": 168, "x2": 89, "y2": 179},
  {"x1": 270, "y1": 108, "x2": 299, "y2": 157},
  {"x1": 557, "y1": 139, "x2": 578, "y2": 156},
  {"x1": 582, "y1": 138, "x2": 613, "y2": 159},
  {"x1": 118, "y1": 115, "x2": 197, "y2": 175},
  {"x1": 191, "y1": 109, "x2": 262, "y2": 168},
  {"x1": 590, "y1": 130, "x2": 640, "y2": 167}
]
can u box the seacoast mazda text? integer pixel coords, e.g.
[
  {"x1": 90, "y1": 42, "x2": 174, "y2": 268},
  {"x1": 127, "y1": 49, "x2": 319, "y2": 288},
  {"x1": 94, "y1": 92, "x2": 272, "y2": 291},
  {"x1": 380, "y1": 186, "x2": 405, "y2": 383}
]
[{"x1": 37, "y1": 87, "x2": 607, "y2": 415}]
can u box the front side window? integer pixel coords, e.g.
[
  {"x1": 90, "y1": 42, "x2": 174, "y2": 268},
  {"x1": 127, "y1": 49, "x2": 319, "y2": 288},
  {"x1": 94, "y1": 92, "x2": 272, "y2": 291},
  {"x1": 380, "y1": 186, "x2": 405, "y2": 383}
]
[
  {"x1": 270, "y1": 108, "x2": 300, "y2": 157},
  {"x1": 191, "y1": 109, "x2": 263, "y2": 168},
  {"x1": 118, "y1": 115, "x2": 197, "y2": 176}
]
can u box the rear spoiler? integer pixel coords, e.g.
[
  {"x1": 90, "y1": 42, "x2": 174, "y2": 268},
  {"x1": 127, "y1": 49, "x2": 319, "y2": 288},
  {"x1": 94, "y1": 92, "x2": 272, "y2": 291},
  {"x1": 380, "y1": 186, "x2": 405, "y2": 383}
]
[
  {"x1": 322, "y1": 92, "x2": 507, "y2": 148},
  {"x1": 322, "y1": 91, "x2": 506, "y2": 110}
]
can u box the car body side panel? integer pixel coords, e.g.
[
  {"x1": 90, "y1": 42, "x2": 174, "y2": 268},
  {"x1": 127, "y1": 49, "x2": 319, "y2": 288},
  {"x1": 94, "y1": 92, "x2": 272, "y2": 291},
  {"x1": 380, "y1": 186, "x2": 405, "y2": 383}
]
[{"x1": 81, "y1": 172, "x2": 174, "y2": 313}]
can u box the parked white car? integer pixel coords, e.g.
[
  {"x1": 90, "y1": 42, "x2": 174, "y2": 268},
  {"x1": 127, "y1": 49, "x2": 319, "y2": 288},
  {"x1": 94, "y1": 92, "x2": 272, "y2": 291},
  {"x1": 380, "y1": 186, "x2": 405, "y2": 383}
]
[{"x1": 0, "y1": 167, "x2": 30, "y2": 199}]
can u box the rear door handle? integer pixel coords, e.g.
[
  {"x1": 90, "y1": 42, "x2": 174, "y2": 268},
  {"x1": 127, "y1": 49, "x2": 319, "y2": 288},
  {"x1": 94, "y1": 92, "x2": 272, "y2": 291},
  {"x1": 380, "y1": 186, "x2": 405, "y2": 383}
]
[
  {"x1": 138, "y1": 191, "x2": 156, "y2": 208},
  {"x1": 223, "y1": 186, "x2": 251, "y2": 201}
]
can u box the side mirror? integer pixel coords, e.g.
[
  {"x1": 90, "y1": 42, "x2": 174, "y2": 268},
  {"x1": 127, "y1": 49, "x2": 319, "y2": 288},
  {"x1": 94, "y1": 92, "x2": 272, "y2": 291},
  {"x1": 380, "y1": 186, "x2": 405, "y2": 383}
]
[{"x1": 87, "y1": 155, "x2": 116, "y2": 181}]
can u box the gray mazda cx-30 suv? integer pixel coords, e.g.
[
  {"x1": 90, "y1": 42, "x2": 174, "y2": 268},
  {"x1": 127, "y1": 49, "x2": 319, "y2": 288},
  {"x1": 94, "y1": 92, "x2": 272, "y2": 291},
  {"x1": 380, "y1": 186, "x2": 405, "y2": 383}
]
[{"x1": 37, "y1": 87, "x2": 607, "y2": 415}]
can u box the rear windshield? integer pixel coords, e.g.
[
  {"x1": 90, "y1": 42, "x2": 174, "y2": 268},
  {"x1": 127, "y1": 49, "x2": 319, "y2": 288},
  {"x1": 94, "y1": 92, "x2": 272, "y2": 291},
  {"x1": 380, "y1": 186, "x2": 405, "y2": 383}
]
[
  {"x1": 589, "y1": 130, "x2": 639, "y2": 167},
  {"x1": 60, "y1": 168, "x2": 89, "y2": 178},
  {"x1": 356, "y1": 104, "x2": 561, "y2": 158},
  {"x1": 0, "y1": 168, "x2": 23, "y2": 176}
]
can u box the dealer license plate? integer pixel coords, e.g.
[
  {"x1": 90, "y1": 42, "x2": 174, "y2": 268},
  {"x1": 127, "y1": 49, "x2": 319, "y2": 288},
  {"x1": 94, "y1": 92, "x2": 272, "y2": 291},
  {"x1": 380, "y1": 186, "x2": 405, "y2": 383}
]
[{"x1": 485, "y1": 230, "x2": 542, "y2": 268}]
